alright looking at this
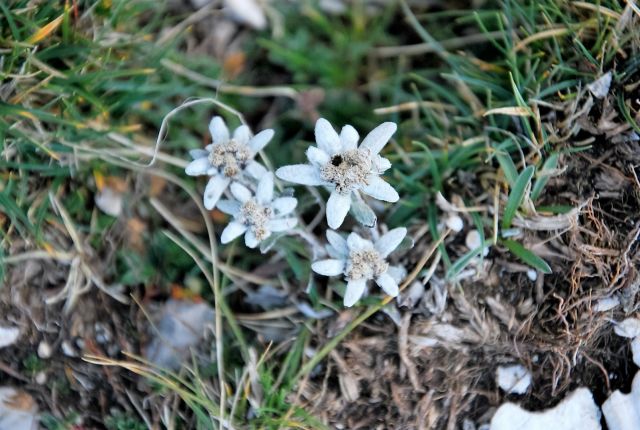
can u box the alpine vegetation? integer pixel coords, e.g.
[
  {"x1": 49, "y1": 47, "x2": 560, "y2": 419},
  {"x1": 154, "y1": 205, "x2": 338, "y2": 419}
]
[
  {"x1": 311, "y1": 228, "x2": 407, "y2": 307},
  {"x1": 217, "y1": 173, "x2": 298, "y2": 248},
  {"x1": 276, "y1": 118, "x2": 399, "y2": 229},
  {"x1": 185, "y1": 116, "x2": 274, "y2": 210},
  {"x1": 187, "y1": 114, "x2": 407, "y2": 307}
]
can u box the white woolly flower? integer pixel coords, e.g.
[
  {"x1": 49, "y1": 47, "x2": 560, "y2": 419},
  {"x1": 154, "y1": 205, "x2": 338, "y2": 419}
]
[
  {"x1": 186, "y1": 116, "x2": 274, "y2": 210},
  {"x1": 312, "y1": 228, "x2": 407, "y2": 307},
  {"x1": 276, "y1": 118, "x2": 399, "y2": 229},
  {"x1": 217, "y1": 173, "x2": 298, "y2": 249}
]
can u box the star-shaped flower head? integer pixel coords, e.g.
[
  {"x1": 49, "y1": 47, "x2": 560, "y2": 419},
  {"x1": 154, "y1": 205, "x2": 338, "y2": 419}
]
[
  {"x1": 311, "y1": 228, "x2": 407, "y2": 307},
  {"x1": 276, "y1": 118, "x2": 399, "y2": 229},
  {"x1": 186, "y1": 116, "x2": 274, "y2": 210},
  {"x1": 217, "y1": 173, "x2": 298, "y2": 249}
]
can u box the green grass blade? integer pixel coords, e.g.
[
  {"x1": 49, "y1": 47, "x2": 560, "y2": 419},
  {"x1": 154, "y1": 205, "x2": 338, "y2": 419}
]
[
  {"x1": 503, "y1": 239, "x2": 552, "y2": 274},
  {"x1": 495, "y1": 150, "x2": 518, "y2": 187},
  {"x1": 531, "y1": 153, "x2": 559, "y2": 201},
  {"x1": 502, "y1": 165, "x2": 535, "y2": 229}
]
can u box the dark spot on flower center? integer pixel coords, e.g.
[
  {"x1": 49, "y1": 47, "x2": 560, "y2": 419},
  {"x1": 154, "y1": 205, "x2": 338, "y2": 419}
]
[{"x1": 331, "y1": 155, "x2": 343, "y2": 166}]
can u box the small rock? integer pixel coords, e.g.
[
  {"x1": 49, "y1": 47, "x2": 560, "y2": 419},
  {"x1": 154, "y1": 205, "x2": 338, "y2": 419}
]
[
  {"x1": 632, "y1": 338, "x2": 640, "y2": 367},
  {"x1": 526, "y1": 269, "x2": 538, "y2": 281},
  {"x1": 587, "y1": 71, "x2": 612, "y2": 99},
  {"x1": 95, "y1": 186, "x2": 123, "y2": 217},
  {"x1": 466, "y1": 229, "x2": 490, "y2": 257},
  {"x1": 35, "y1": 371, "x2": 47, "y2": 385},
  {"x1": 613, "y1": 318, "x2": 640, "y2": 339},
  {"x1": 602, "y1": 371, "x2": 640, "y2": 430},
  {"x1": 61, "y1": 340, "x2": 77, "y2": 357},
  {"x1": 0, "y1": 326, "x2": 20, "y2": 349},
  {"x1": 223, "y1": 0, "x2": 267, "y2": 29},
  {"x1": 496, "y1": 364, "x2": 531, "y2": 394},
  {"x1": 0, "y1": 387, "x2": 38, "y2": 430},
  {"x1": 593, "y1": 296, "x2": 620, "y2": 312},
  {"x1": 94, "y1": 323, "x2": 112, "y2": 344},
  {"x1": 446, "y1": 214, "x2": 464, "y2": 232},
  {"x1": 490, "y1": 388, "x2": 601, "y2": 430},
  {"x1": 145, "y1": 299, "x2": 215, "y2": 370},
  {"x1": 37, "y1": 341, "x2": 52, "y2": 359},
  {"x1": 466, "y1": 229, "x2": 482, "y2": 249}
]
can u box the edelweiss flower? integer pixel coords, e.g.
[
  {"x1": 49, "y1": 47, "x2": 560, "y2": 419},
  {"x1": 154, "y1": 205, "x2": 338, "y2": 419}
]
[
  {"x1": 312, "y1": 228, "x2": 407, "y2": 307},
  {"x1": 217, "y1": 173, "x2": 298, "y2": 249},
  {"x1": 186, "y1": 116, "x2": 274, "y2": 210},
  {"x1": 276, "y1": 118, "x2": 399, "y2": 229}
]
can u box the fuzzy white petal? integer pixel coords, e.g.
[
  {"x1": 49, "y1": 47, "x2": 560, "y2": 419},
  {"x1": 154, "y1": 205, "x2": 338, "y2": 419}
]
[
  {"x1": 249, "y1": 129, "x2": 274, "y2": 153},
  {"x1": 375, "y1": 227, "x2": 407, "y2": 257},
  {"x1": 189, "y1": 149, "x2": 209, "y2": 160},
  {"x1": 361, "y1": 176, "x2": 399, "y2": 202},
  {"x1": 268, "y1": 218, "x2": 297, "y2": 232},
  {"x1": 359, "y1": 122, "x2": 396, "y2": 155},
  {"x1": 245, "y1": 230, "x2": 259, "y2": 248},
  {"x1": 326, "y1": 230, "x2": 348, "y2": 257},
  {"x1": 233, "y1": 125, "x2": 251, "y2": 145},
  {"x1": 373, "y1": 155, "x2": 392, "y2": 173},
  {"x1": 221, "y1": 222, "x2": 247, "y2": 244},
  {"x1": 230, "y1": 182, "x2": 252, "y2": 203},
  {"x1": 209, "y1": 116, "x2": 230, "y2": 145},
  {"x1": 245, "y1": 160, "x2": 267, "y2": 179},
  {"x1": 276, "y1": 165, "x2": 324, "y2": 186},
  {"x1": 326, "y1": 192, "x2": 351, "y2": 229},
  {"x1": 217, "y1": 199, "x2": 241, "y2": 216},
  {"x1": 256, "y1": 172, "x2": 274, "y2": 205},
  {"x1": 344, "y1": 278, "x2": 367, "y2": 307},
  {"x1": 185, "y1": 157, "x2": 211, "y2": 176},
  {"x1": 347, "y1": 232, "x2": 372, "y2": 252},
  {"x1": 376, "y1": 272, "x2": 399, "y2": 297},
  {"x1": 271, "y1": 197, "x2": 297, "y2": 215},
  {"x1": 386, "y1": 265, "x2": 407, "y2": 283},
  {"x1": 340, "y1": 125, "x2": 359, "y2": 151},
  {"x1": 203, "y1": 176, "x2": 231, "y2": 210},
  {"x1": 312, "y1": 259, "x2": 345, "y2": 276},
  {"x1": 315, "y1": 118, "x2": 341, "y2": 155},
  {"x1": 306, "y1": 146, "x2": 330, "y2": 166},
  {"x1": 326, "y1": 244, "x2": 345, "y2": 259}
]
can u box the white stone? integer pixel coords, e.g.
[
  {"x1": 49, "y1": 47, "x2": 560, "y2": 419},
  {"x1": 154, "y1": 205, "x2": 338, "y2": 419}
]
[
  {"x1": 526, "y1": 269, "x2": 538, "y2": 281},
  {"x1": 587, "y1": 71, "x2": 612, "y2": 99},
  {"x1": 465, "y1": 229, "x2": 482, "y2": 250},
  {"x1": 602, "y1": 372, "x2": 640, "y2": 430},
  {"x1": 144, "y1": 299, "x2": 214, "y2": 370},
  {"x1": 0, "y1": 387, "x2": 38, "y2": 430},
  {"x1": 95, "y1": 186, "x2": 123, "y2": 217},
  {"x1": 37, "y1": 341, "x2": 52, "y2": 359},
  {"x1": 593, "y1": 296, "x2": 619, "y2": 312},
  {"x1": 446, "y1": 215, "x2": 464, "y2": 232},
  {"x1": 61, "y1": 340, "x2": 77, "y2": 357},
  {"x1": 490, "y1": 388, "x2": 601, "y2": 430},
  {"x1": 35, "y1": 371, "x2": 47, "y2": 385},
  {"x1": 496, "y1": 364, "x2": 531, "y2": 394},
  {"x1": 614, "y1": 318, "x2": 640, "y2": 338},
  {"x1": 632, "y1": 337, "x2": 640, "y2": 367},
  {"x1": 0, "y1": 326, "x2": 20, "y2": 349}
]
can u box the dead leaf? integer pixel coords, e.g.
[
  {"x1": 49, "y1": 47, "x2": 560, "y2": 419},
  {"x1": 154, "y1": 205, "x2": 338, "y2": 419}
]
[{"x1": 223, "y1": 51, "x2": 246, "y2": 79}]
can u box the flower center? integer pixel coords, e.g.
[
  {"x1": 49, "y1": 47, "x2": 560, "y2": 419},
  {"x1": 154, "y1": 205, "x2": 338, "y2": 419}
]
[
  {"x1": 346, "y1": 248, "x2": 388, "y2": 281},
  {"x1": 240, "y1": 199, "x2": 272, "y2": 241},
  {"x1": 208, "y1": 140, "x2": 252, "y2": 177},
  {"x1": 320, "y1": 149, "x2": 371, "y2": 194}
]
